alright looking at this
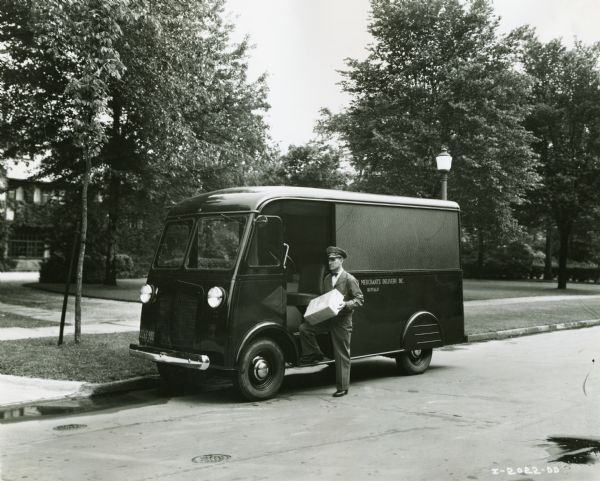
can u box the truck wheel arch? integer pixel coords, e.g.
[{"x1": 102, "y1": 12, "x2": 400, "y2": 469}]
[
  {"x1": 402, "y1": 311, "x2": 444, "y2": 351},
  {"x1": 235, "y1": 322, "x2": 299, "y2": 366}
]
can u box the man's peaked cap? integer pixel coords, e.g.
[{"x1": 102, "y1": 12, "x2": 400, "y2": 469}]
[{"x1": 326, "y1": 246, "x2": 347, "y2": 259}]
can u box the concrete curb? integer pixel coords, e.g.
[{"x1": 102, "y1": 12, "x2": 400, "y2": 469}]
[
  {"x1": 77, "y1": 375, "x2": 160, "y2": 398},
  {"x1": 466, "y1": 318, "x2": 600, "y2": 343}
]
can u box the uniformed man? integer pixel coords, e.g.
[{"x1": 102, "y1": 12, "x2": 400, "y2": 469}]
[{"x1": 299, "y1": 246, "x2": 364, "y2": 397}]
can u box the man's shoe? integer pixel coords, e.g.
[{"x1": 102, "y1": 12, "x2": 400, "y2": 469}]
[
  {"x1": 332, "y1": 389, "x2": 348, "y2": 397},
  {"x1": 299, "y1": 353, "x2": 325, "y2": 365}
]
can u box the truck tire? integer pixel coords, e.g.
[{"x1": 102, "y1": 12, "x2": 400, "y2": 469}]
[
  {"x1": 395, "y1": 348, "x2": 432, "y2": 375},
  {"x1": 235, "y1": 338, "x2": 285, "y2": 401}
]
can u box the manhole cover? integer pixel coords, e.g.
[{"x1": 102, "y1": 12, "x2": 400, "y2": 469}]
[
  {"x1": 192, "y1": 454, "x2": 231, "y2": 464},
  {"x1": 53, "y1": 424, "x2": 87, "y2": 431}
]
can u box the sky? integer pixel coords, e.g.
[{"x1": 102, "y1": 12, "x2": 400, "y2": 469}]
[{"x1": 224, "y1": 0, "x2": 600, "y2": 151}]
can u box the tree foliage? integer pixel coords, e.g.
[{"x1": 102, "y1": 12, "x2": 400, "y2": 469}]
[
  {"x1": 522, "y1": 37, "x2": 600, "y2": 288},
  {"x1": 324, "y1": 0, "x2": 539, "y2": 268},
  {"x1": 272, "y1": 141, "x2": 350, "y2": 189},
  {"x1": 0, "y1": 0, "x2": 271, "y2": 333},
  {"x1": 1, "y1": 0, "x2": 271, "y2": 289},
  {"x1": 18, "y1": 0, "x2": 131, "y2": 342}
]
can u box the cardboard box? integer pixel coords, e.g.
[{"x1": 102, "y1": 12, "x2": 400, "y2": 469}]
[{"x1": 304, "y1": 289, "x2": 344, "y2": 325}]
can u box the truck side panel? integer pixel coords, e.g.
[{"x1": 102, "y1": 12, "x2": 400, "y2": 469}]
[{"x1": 334, "y1": 203, "x2": 464, "y2": 353}]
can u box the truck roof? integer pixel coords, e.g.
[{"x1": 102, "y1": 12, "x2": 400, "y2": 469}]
[{"x1": 168, "y1": 186, "x2": 460, "y2": 217}]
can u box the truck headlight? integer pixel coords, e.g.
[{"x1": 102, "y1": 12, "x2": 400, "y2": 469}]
[
  {"x1": 140, "y1": 284, "x2": 157, "y2": 304},
  {"x1": 207, "y1": 286, "x2": 226, "y2": 308}
]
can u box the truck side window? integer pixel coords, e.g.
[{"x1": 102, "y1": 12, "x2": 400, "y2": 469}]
[{"x1": 247, "y1": 217, "x2": 282, "y2": 268}]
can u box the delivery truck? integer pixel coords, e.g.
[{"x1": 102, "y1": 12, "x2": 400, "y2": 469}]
[{"x1": 130, "y1": 186, "x2": 465, "y2": 400}]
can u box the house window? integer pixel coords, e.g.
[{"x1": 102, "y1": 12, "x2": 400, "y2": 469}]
[
  {"x1": 34, "y1": 187, "x2": 42, "y2": 204},
  {"x1": 15, "y1": 187, "x2": 24, "y2": 201},
  {"x1": 7, "y1": 233, "x2": 46, "y2": 258}
]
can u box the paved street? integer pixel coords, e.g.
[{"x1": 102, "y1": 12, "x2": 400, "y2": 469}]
[{"x1": 1, "y1": 326, "x2": 599, "y2": 481}]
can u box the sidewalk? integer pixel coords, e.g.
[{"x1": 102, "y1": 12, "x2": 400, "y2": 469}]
[
  {"x1": 0, "y1": 298, "x2": 140, "y2": 341},
  {"x1": 1, "y1": 277, "x2": 599, "y2": 409},
  {"x1": 0, "y1": 276, "x2": 144, "y2": 408}
]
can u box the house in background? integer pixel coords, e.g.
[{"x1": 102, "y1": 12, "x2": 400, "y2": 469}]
[{"x1": 0, "y1": 160, "x2": 56, "y2": 271}]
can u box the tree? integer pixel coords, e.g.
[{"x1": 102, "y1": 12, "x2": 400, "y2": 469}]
[
  {"x1": 1, "y1": 0, "x2": 272, "y2": 337},
  {"x1": 31, "y1": 0, "x2": 130, "y2": 342},
  {"x1": 273, "y1": 141, "x2": 350, "y2": 189},
  {"x1": 93, "y1": 0, "x2": 271, "y2": 284},
  {"x1": 522, "y1": 38, "x2": 600, "y2": 289},
  {"x1": 324, "y1": 0, "x2": 539, "y2": 273},
  {"x1": 1, "y1": 0, "x2": 271, "y2": 289},
  {"x1": 2, "y1": 0, "x2": 129, "y2": 341}
]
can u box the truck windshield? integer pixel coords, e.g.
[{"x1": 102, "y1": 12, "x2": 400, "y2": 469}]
[
  {"x1": 186, "y1": 215, "x2": 248, "y2": 270},
  {"x1": 155, "y1": 220, "x2": 193, "y2": 268}
]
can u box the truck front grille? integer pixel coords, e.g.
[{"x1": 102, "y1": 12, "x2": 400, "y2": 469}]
[{"x1": 155, "y1": 289, "x2": 204, "y2": 350}]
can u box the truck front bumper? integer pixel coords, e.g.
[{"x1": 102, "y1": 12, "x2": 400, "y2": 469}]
[{"x1": 129, "y1": 344, "x2": 210, "y2": 371}]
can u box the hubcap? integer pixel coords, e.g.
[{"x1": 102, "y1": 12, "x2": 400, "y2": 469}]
[
  {"x1": 252, "y1": 356, "x2": 270, "y2": 381},
  {"x1": 408, "y1": 349, "x2": 423, "y2": 362}
]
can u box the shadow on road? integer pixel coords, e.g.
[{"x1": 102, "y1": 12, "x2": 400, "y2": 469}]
[{"x1": 1, "y1": 357, "x2": 458, "y2": 423}]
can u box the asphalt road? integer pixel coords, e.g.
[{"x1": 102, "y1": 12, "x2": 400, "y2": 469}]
[{"x1": 1, "y1": 326, "x2": 599, "y2": 481}]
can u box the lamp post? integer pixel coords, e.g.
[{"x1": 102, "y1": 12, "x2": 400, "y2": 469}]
[{"x1": 435, "y1": 149, "x2": 452, "y2": 200}]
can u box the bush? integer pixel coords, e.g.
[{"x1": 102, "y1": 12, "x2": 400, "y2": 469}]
[
  {"x1": 0, "y1": 258, "x2": 17, "y2": 271},
  {"x1": 40, "y1": 254, "x2": 137, "y2": 283},
  {"x1": 40, "y1": 254, "x2": 100, "y2": 283},
  {"x1": 486, "y1": 241, "x2": 534, "y2": 279},
  {"x1": 39, "y1": 255, "x2": 68, "y2": 283},
  {"x1": 128, "y1": 257, "x2": 151, "y2": 278},
  {"x1": 114, "y1": 254, "x2": 135, "y2": 278},
  {"x1": 463, "y1": 240, "x2": 534, "y2": 280},
  {"x1": 565, "y1": 262, "x2": 600, "y2": 283}
]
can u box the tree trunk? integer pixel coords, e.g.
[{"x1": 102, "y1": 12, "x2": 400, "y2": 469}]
[
  {"x1": 103, "y1": 171, "x2": 119, "y2": 286},
  {"x1": 556, "y1": 220, "x2": 572, "y2": 290},
  {"x1": 477, "y1": 230, "x2": 485, "y2": 278},
  {"x1": 543, "y1": 220, "x2": 553, "y2": 280},
  {"x1": 103, "y1": 97, "x2": 122, "y2": 286},
  {"x1": 74, "y1": 151, "x2": 91, "y2": 343}
]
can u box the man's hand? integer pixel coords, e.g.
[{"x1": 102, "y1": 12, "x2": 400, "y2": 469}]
[{"x1": 337, "y1": 301, "x2": 347, "y2": 311}]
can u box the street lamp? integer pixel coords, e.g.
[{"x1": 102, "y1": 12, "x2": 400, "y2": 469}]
[{"x1": 435, "y1": 149, "x2": 452, "y2": 200}]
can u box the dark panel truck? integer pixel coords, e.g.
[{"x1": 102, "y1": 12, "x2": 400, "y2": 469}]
[{"x1": 130, "y1": 186, "x2": 465, "y2": 401}]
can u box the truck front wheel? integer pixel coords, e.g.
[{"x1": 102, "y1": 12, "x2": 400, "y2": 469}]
[{"x1": 235, "y1": 338, "x2": 285, "y2": 401}]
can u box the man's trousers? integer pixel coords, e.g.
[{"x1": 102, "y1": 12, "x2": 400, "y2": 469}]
[{"x1": 299, "y1": 317, "x2": 352, "y2": 391}]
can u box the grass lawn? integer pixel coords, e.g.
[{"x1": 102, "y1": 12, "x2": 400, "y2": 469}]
[
  {"x1": 0, "y1": 312, "x2": 61, "y2": 329},
  {"x1": 462, "y1": 279, "x2": 600, "y2": 301},
  {"x1": 0, "y1": 332, "x2": 157, "y2": 383}
]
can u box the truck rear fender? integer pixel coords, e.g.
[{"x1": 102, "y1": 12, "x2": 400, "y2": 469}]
[{"x1": 402, "y1": 311, "x2": 444, "y2": 350}]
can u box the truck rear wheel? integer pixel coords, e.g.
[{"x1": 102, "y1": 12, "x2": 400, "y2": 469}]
[
  {"x1": 235, "y1": 338, "x2": 285, "y2": 401},
  {"x1": 395, "y1": 348, "x2": 432, "y2": 375}
]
